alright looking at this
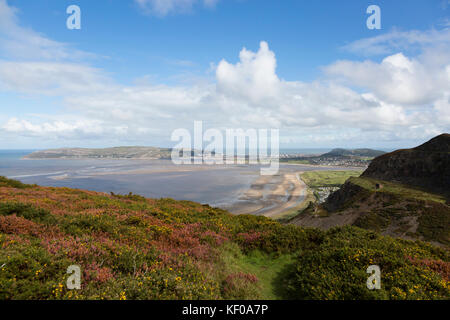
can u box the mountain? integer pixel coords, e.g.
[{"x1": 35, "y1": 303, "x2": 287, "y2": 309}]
[
  {"x1": 23, "y1": 146, "x2": 174, "y2": 160},
  {"x1": 321, "y1": 148, "x2": 386, "y2": 158},
  {"x1": 291, "y1": 134, "x2": 450, "y2": 246},
  {"x1": 0, "y1": 176, "x2": 448, "y2": 300}
]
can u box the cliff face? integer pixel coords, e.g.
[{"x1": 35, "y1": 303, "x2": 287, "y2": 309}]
[{"x1": 361, "y1": 134, "x2": 450, "y2": 194}]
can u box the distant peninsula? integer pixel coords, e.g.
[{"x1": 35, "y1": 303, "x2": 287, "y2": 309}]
[{"x1": 23, "y1": 146, "x2": 174, "y2": 160}]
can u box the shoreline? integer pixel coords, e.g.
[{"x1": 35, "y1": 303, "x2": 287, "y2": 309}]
[
  {"x1": 223, "y1": 171, "x2": 308, "y2": 218},
  {"x1": 7, "y1": 158, "x2": 362, "y2": 219}
]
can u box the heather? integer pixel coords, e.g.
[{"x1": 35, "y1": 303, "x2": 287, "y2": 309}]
[
  {"x1": 286, "y1": 226, "x2": 449, "y2": 299},
  {"x1": 0, "y1": 177, "x2": 448, "y2": 300}
]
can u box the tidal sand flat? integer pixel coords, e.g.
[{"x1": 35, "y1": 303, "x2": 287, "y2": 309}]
[
  {"x1": 224, "y1": 172, "x2": 307, "y2": 217},
  {"x1": 0, "y1": 153, "x2": 357, "y2": 216}
]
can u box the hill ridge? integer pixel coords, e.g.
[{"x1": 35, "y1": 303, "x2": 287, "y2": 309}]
[
  {"x1": 291, "y1": 134, "x2": 450, "y2": 246},
  {"x1": 362, "y1": 133, "x2": 450, "y2": 194}
]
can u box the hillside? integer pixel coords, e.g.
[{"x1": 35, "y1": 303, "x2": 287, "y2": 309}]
[
  {"x1": 281, "y1": 148, "x2": 386, "y2": 167},
  {"x1": 322, "y1": 148, "x2": 386, "y2": 158},
  {"x1": 362, "y1": 134, "x2": 450, "y2": 195},
  {"x1": 0, "y1": 176, "x2": 448, "y2": 300},
  {"x1": 291, "y1": 134, "x2": 450, "y2": 246},
  {"x1": 23, "y1": 147, "x2": 174, "y2": 160}
]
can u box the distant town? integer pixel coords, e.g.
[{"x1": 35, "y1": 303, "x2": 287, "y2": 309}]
[{"x1": 280, "y1": 148, "x2": 386, "y2": 167}]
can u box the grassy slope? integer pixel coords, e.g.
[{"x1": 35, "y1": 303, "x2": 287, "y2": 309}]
[
  {"x1": 218, "y1": 243, "x2": 296, "y2": 299},
  {"x1": 0, "y1": 176, "x2": 448, "y2": 300},
  {"x1": 301, "y1": 170, "x2": 363, "y2": 188},
  {"x1": 348, "y1": 177, "x2": 448, "y2": 204},
  {"x1": 323, "y1": 177, "x2": 450, "y2": 245}
]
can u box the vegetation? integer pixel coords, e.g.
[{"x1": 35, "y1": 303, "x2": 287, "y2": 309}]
[
  {"x1": 287, "y1": 226, "x2": 449, "y2": 300},
  {"x1": 0, "y1": 176, "x2": 448, "y2": 300},
  {"x1": 23, "y1": 146, "x2": 174, "y2": 160},
  {"x1": 301, "y1": 171, "x2": 363, "y2": 189},
  {"x1": 0, "y1": 176, "x2": 34, "y2": 189},
  {"x1": 313, "y1": 176, "x2": 450, "y2": 245},
  {"x1": 292, "y1": 170, "x2": 363, "y2": 214},
  {"x1": 348, "y1": 177, "x2": 447, "y2": 204},
  {"x1": 280, "y1": 159, "x2": 312, "y2": 165}
]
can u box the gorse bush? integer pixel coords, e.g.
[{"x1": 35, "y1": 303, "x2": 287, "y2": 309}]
[
  {"x1": 0, "y1": 178, "x2": 448, "y2": 300},
  {"x1": 286, "y1": 226, "x2": 449, "y2": 300},
  {"x1": 0, "y1": 202, "x2": 55, "y2": 224},
  {"x1": 0, "y1": 176, "x2": 33, "y2": 189}
]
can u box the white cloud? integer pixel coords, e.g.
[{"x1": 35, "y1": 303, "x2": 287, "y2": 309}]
[
  {"x1": 0, "y1": 0, "x2": 448, "y2": 147},
  {"x1": 0, "y1": 0, "x2": 92, "y2": 61},
  {"x1": 216, "y1": 41, "x2": 280, "y2": 103},
  {"x1": 342, "y1": 28, "x2": 450, "y2": 56},
  {"x1": 434, "y1": 94, "x2": 450, "y2": 124},
  {"x1": 0, "y1": 61, "x2": 111, "y2": 95},
  {"x1": 135, "y1": 0, "x2": 219, "y2": 16},
  {"x1": 2, "y1": 117, "x2": 104, "y2": 137},
  {"x1": 325, "y1": 52, "x2": 450, "y2": 105},
  {"x1": 1, "y1": 41, "x2": 448, "y2": 146}
]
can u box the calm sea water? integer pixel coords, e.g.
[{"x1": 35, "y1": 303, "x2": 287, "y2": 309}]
[{"x1": 0, "y1": 149, "x2": 333, "y2": 208}]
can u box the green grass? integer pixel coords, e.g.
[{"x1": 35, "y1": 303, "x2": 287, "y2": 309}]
[
  {"x1": 218, "y1": 242, "x2": 296, "y2": 299},
  {"x1": 0, "y1": 202, "x2": 56, "y2": 224},
  {"x1": 348, "y1": 177, "x2": 447, "y2": 204},
  {"x1": 286, "y1": 226, "x2": 449, "y2": 300},
  {"x1": 301, "y1": 170, "x2": 363, "y2": 188},
  {"x1": 329, "y1": 177, "x2": 450, "y2": 244},
  {"x1": 417, "y1": 203, "x2": 450, "y2": 245},
  {"x1": 281, "y1": 159, "x2": 312, "y2": 165},
  {"x1": 0, "y1": 177, "x2": 448, "y2": 300},
  {"x1": 0, "y1": 176, "x2": 34, "y2": 189}
]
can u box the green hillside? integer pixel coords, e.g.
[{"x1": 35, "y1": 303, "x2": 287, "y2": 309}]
[
  {"x1": 0, "y1": 176, "x2": 448, "y2": 300},
  {"x1": 23, "y1": 146, "x2": 174, "y2": 160},
  {"x1": 321, "y1": 148, "x2": 386, "y2": 158}
]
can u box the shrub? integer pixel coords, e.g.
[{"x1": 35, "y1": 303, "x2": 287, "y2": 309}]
[
  {"x1": 0, "y1": 202, "x2": 55, "y2": 224},
  {"x1": 222, "y1": 272, "x2": 260, "y2": 299},
  {"x1": 286, "y1": 226, "x2": 449, "y2": 300},
  {"x1": 0, "y1": 176, "x2": 32, "y2": 189}
]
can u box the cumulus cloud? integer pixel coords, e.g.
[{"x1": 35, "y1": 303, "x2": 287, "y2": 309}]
[
  {"x1": 1, "y1": 41, "x2": 448, "y2": 146},
  {"x1": 325, "y1": 52, "x2": 450, "y2": 105},
  {"x1": 0, "y1": 0, "x2": 448, "y2": 147},
  {"x1": 135, "y1": 0, "x2": 219, "y2": 16},
  {"x1": 216, "y1": 42, "x2": 280, "y2": 103}
]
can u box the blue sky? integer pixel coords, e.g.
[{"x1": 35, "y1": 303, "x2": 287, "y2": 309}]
[{"x1": 0, "y1": 0, "x2": 449, "y2": 149}]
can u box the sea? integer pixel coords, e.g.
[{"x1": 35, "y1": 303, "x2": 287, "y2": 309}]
[{"x1": 0, "y1": 149, "x2": 331, "y2": 208}]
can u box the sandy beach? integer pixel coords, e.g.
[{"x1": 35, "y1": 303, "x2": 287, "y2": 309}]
[
  {"x1": 223, "y1": 171, "x2": 307, "y2": 218},
  {"x1": 45, "y1": 162, "x2": 310, "y2": 217},
  {"x1": 6, "y1": 156, "x2": 355, "y2": 218}
]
